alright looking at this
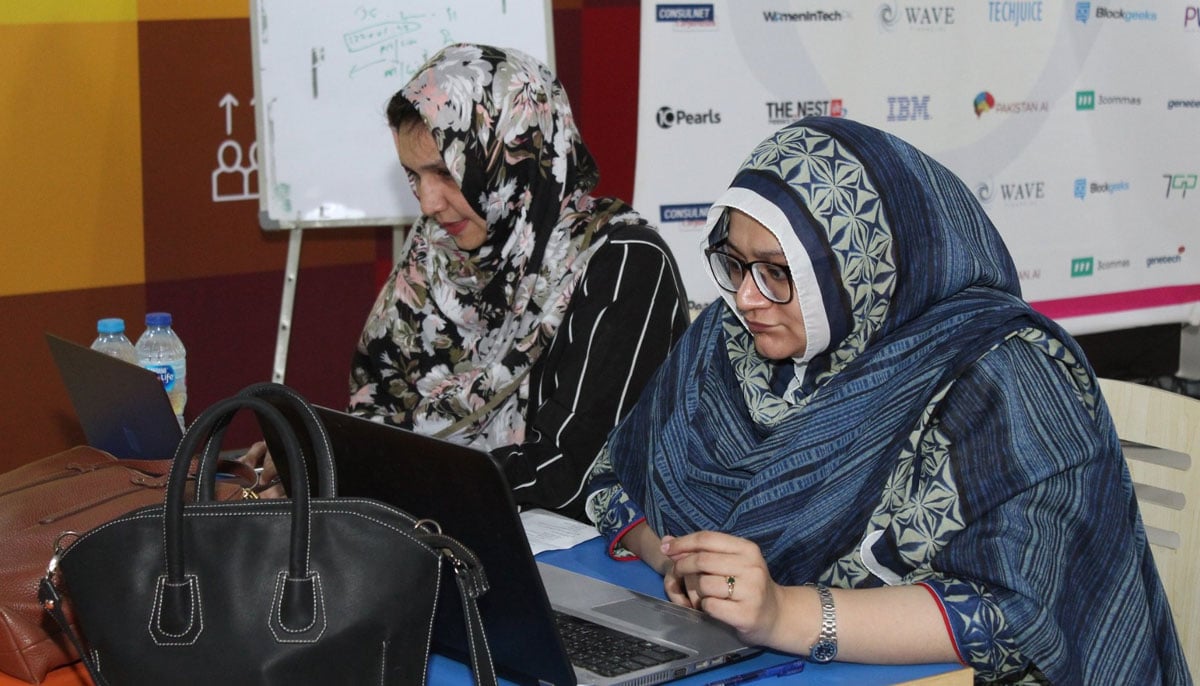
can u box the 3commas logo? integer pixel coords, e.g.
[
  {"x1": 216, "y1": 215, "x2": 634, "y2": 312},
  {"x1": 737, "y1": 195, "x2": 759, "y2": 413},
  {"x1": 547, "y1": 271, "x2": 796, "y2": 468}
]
[
  {"x1": 1070, "y1": 257, "x2": 1094, "y2": 277},
  {"x1": 656, "y1": 106, "x2": 721, "y2": 128}
]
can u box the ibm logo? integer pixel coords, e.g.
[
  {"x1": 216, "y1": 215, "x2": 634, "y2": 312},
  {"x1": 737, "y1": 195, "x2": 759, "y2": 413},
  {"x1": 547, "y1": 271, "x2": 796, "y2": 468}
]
[
  {"x1": 887, "y1": 95, "x2": 931, "y2": 122},
  {"x1": 1076, "y1": 91, "x2": 1095, "y2": 110},
  {"x1": 1070, "y1": 257, "x2": 1094, "y2": 277}
]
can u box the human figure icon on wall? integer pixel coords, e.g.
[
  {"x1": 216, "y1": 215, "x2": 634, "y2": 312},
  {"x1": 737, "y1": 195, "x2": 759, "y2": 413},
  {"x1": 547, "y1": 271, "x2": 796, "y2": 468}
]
[
  {"x1": 212, "y1": 139, "x2": 259, "y2": 202},
  {"x1": 213, "y1": 92, "x2": 258, "y2": 203}
]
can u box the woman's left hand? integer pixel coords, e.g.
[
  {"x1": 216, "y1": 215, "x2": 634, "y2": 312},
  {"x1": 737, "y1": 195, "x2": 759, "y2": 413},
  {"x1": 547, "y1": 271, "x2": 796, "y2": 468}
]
[{"x1": 661, "y1": 531, "x2": 786, "y2": 647}]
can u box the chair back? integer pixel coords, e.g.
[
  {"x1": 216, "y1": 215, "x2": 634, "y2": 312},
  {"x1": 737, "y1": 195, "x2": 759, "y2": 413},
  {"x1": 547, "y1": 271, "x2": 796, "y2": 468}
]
[{"x1": 1099, "y1": 377, "x2": 1200, "y2": 677}]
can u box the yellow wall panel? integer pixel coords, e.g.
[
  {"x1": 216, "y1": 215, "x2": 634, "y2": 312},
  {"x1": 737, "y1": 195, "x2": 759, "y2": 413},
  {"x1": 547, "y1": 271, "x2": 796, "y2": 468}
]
[
  {"x1": 0, "y1": 1, "x2": 136, "y2": 24},
  {"x1": 0, "y1": 21, "x2": 144, "y2": 296},
  {"x1": 139, "y1": 0, "x2": 248, "y2": 21}
]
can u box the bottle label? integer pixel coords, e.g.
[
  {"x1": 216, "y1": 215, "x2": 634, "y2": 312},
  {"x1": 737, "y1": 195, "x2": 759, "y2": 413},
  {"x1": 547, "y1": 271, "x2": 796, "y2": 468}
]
[{"x1": 146, "y1": 364, "x2": 178, "y2": 392}]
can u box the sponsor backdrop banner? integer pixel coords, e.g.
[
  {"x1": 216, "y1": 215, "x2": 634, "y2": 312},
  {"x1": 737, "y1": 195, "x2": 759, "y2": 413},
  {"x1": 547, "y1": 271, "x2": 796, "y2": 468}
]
[{"x1": 637, "y1": 1, "x2": 1200, "y2": 334}]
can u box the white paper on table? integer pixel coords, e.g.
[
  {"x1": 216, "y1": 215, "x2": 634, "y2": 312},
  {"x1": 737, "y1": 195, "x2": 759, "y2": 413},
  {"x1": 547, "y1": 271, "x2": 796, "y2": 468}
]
[{"x1": 519, "y1": 508, "x2": 600, "y2": 556}]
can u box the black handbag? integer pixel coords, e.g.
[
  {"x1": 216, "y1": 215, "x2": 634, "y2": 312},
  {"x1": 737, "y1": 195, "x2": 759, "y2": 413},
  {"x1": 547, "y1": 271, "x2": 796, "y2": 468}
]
[{"x1": 38, "y1": 382, "x2": 497, "y2": 686}]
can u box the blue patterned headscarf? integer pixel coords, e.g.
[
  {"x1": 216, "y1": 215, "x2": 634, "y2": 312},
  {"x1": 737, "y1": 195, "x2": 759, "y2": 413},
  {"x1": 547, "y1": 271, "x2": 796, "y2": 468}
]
[{"x1": 605, "y1": 118, "x2": 1187, "y2": 683}]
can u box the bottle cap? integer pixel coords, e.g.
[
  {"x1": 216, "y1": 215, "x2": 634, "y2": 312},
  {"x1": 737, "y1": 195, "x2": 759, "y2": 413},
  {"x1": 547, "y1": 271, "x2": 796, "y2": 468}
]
[
  {"x1": 97, "y1": 318, "x2": 126, "y2": 334},
  {"x1": 145, "y1": 312, "x2": 173, "y2": 327}
]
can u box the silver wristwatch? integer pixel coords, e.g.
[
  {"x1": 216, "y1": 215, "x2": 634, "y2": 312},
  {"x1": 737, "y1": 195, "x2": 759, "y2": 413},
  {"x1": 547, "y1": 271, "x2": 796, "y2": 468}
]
[{"x1": 808, "y1": 584, "x2": 838, "y2": 663}]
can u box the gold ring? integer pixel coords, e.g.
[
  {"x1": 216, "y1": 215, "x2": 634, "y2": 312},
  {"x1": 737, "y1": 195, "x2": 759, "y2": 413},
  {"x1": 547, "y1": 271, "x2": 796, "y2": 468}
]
[{"x1": 726, "y1": 575, "x2": 736, "y2": 599}]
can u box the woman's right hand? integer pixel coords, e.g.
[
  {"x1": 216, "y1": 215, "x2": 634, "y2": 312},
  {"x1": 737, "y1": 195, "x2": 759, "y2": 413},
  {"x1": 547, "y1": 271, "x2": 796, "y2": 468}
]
[{"x1": 236, "y1": 440, "x2": 285, "y2": 499}]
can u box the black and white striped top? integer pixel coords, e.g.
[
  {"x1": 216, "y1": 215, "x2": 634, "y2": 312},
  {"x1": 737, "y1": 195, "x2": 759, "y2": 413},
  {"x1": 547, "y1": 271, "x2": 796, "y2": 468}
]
[{"x1": 494, "y1": 224, "x2": 690, "y2": 520}]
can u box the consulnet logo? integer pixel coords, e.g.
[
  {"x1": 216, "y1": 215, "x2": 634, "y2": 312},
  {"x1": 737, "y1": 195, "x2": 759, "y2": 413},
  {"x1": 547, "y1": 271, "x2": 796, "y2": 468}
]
[
  {"x1": 660, "y1": 203, "x2": 711, "y2": 224},
  {"x1": 656, "y1": 4, "x2": 716, "y2": 25},
  {"x1": 1070, "y1": 257, "x2": 1094, "y2": 277}
]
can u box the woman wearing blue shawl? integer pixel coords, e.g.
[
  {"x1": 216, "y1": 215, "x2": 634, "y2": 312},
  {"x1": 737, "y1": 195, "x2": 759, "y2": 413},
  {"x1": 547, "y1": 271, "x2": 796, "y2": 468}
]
[{"x1": 585, "y1": 118, "x2": 1189, "y2": 684}]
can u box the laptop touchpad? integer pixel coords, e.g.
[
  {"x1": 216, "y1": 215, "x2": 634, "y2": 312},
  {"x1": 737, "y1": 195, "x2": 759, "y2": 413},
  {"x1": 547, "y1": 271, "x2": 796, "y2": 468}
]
[{"x1": 594, "y1": 597, "x2": 703, "y2": 630}]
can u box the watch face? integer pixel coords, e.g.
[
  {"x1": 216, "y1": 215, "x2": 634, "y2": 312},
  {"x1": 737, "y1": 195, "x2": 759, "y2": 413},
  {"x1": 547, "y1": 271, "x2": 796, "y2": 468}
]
[{"x1": 810, "y1": 640, "x2": 837, "y2": 663}]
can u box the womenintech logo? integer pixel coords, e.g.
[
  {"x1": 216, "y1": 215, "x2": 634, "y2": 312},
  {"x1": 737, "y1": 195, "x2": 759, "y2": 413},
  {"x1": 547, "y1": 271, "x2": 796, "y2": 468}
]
[{"x1": 973, "y1": 91, "x2": 995, "y2": 117}]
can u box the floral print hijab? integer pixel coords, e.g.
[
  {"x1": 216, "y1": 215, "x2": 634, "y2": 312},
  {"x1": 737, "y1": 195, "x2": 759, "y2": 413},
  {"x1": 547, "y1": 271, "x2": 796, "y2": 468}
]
[{"x1": 349, "y1": 44, "x2": 625, "y2": 448}]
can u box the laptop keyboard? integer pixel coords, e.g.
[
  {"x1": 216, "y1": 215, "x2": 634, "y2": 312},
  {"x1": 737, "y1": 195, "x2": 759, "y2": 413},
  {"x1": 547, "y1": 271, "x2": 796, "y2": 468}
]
[{"x1": 554, "y1": 610, "x2": 687, "y2": 677}]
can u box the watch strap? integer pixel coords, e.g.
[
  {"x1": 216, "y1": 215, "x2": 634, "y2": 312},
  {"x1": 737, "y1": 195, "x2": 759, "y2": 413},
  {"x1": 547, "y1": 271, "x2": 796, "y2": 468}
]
[{"x1": 808, "y1": 583, "x2": 838, "y2": 663}]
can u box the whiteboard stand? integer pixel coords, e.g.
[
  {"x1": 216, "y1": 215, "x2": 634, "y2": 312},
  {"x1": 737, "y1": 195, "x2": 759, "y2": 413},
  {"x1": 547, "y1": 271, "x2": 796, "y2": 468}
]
[{"x1": 271, "y1": 229, "x2": 303, "y2": 383}]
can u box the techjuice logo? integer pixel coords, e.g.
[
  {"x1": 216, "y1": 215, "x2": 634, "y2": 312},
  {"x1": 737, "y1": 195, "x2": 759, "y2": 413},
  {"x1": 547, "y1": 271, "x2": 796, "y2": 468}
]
[
  {"x1": 1075, "y1": 90, "x2": 1142, "y2": 109},
  {"x1": 656, "y1": 4, "x2": 716, "y2": 27},
  {"x1": 766, "y1": 99, "x2": 844, "y2": 125},
  {"x1": 1075, "y1": 2, "x2": 1158, "y2": 23},
  {"x1": 878, "y1": 3, "x2": 956, "y2": 30},
  {"x1": 1164, "y1": 173, "x2": 1197, "y2": 198},
  {"x1": 973, "y1": 91, "x2": 1048, "y2": 117},
  {"x1": 1073, "y1": 177, "x2": 1131, "y2": 199},
  {"x1": 988, "y1": 1, "x2": 1045, "y2": 26},
  {"x1": 659, "y1": 203, "x2": 711, "y2": 225},
  {"x1": 887, "y1": 95, "x2": 930, "y2": 122},
  {"x1": 1070, "y1": 257, "x2": 1094, "y2": 277},
  {"x1": 656, "y1": 106, "x2": 721, "y2": 128}
]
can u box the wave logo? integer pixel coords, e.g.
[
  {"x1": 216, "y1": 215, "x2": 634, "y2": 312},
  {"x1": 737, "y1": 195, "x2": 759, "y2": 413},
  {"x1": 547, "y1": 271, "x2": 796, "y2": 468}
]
[
  {"x1": 976, "y1": 179, "x2": 994, "y2": 203},
  {"x1": 879, "y1": 2, "x2": 900, "y2": 29},
  {"x1": 973, "y1": 91, "x2": 995, "y2": 117}
]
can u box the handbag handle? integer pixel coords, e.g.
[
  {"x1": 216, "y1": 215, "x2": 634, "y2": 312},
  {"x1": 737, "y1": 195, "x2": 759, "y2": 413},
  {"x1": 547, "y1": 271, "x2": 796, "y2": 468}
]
[
  {"x1": 191, "y1": 382, "x2": 338, "y2": 500},
  {"x1": 159, "y1": 395, "x2": 319, "y2": 641}
]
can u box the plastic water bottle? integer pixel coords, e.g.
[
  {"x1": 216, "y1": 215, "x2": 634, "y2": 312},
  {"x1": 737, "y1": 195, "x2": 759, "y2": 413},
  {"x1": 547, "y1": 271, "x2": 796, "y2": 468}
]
[
  {"x1": 135, "y1": 312, "x2": 188, "y2": 429},
  {"x1": 90, "y1": 318, "x2": 138, "y2": 364}
]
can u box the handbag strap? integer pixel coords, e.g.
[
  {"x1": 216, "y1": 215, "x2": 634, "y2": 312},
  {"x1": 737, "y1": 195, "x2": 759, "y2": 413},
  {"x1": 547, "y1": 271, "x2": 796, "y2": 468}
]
[
  {"x1": 38, "y1": 553, "x2": 111, "y2": 686},
  {"x1": 424, "y1": 531, "x2": 497, "y2": 686}
]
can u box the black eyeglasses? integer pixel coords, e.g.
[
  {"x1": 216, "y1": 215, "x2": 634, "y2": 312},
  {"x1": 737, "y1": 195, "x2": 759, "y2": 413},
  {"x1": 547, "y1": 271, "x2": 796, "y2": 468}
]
[{"x1": 704, "y1": 246, "x2": 794, "y2": 304}]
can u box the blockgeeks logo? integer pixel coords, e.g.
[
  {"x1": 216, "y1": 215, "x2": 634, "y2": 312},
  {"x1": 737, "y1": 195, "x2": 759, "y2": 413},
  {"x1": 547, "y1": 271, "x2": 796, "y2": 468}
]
[
  {"x1": 657, "y1": 106, "x2": 722, "y2": 128},
  {"x1": 1074, "y1": 2, "x2": 1158, "y2": 22},
  {"x1": 1073, "y1": 177, "x2": 1131, "y2": 199},
  {"x1": 765, "y1": 99, "x2": 844, "y2": 125}
]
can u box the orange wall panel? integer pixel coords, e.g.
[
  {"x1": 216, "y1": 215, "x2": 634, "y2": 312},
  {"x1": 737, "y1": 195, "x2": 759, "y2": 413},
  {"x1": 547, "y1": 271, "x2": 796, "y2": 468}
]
[
  {"x1": 0, "y1": 2, "x2": 136, "y2": 24},
  {"x1": 0, "y1": 21, "x2": 144, "y2": 296}
]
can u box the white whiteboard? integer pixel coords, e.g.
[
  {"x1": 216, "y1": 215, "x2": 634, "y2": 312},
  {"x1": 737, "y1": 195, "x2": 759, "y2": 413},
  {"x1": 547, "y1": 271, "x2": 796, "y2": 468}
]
[{"x1": 251, "y1": 0, "x2": 553, "y2": 230}]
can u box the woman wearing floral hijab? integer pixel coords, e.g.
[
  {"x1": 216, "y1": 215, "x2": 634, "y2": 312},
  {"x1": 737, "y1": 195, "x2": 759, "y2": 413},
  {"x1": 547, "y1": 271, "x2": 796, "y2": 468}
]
[
  {"x1": 586, "y1": 118, "x2": 1188, "y2": 683},
  {"x1": 349, "y1": 44, "x2": 689, "y2": 520}
]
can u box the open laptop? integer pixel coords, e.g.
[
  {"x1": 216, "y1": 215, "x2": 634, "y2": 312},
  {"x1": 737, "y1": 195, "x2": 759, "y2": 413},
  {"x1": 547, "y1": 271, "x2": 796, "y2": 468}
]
[
  {"x1": 45, "y1": 333, "x2": 183, "y2": 460},
  {"x1": 269, "y1": 403, "x2": 757, "y2": 686}
]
